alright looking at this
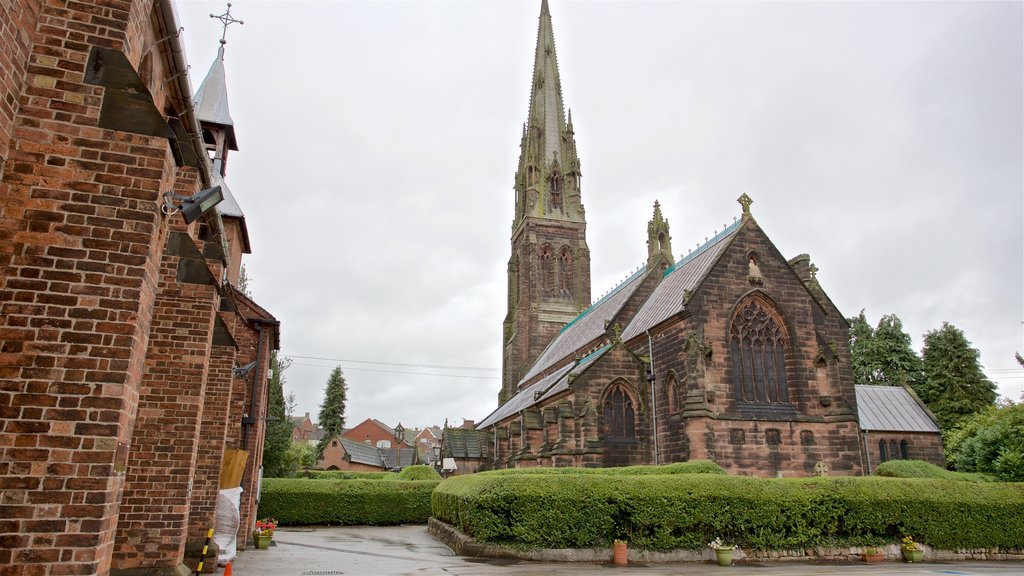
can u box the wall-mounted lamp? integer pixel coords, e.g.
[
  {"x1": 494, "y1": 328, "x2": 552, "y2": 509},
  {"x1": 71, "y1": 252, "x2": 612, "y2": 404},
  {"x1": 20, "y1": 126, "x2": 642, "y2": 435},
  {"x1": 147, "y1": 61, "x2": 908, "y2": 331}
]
[
  {"x1": 233, "y1": 360, "x2": 256, "y2": 378},
  {"x1": 162, "y1": 185, "x2": 223, "y2": 224}
]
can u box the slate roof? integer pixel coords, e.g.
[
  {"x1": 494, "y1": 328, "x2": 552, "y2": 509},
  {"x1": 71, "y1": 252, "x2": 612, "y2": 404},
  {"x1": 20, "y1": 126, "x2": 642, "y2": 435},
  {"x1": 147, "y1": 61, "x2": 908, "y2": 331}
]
[
  {"x1": 478, "y1": 344, "x2": 609, "y2": 429},
  {"x1": 338, "y1": 437, "x2": 386, "y2": 468},
  {"x1": 521, "y1": 268, "x2": 647, "y2": 383},
  {"x1": 621, "y1": 219, "x2": 741, "y2": 341},
  {"x1": 383, "y1": 447, "x2": 417, "y2": 469},
  {"x1": 855, "y1": 385, "x2": 940, "y2": 433},
  {"x1": 443, "y1": 428, "x2": 490, "y2": 459}
]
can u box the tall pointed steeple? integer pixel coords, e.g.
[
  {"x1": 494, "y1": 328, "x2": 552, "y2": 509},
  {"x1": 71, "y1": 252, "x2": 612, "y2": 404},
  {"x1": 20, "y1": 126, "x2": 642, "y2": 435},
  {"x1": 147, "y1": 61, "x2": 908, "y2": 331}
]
[
  {"x1": 502, "y1": 1, "x2": 590, "y2": 406},
  {"x1": 513, "y1": 0, "x2": 584, "y2": 225}
]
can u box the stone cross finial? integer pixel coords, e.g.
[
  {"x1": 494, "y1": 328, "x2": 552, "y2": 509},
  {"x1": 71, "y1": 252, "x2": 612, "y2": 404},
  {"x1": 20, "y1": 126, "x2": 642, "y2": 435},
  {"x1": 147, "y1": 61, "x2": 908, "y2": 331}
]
[
  {"x1": 809, "y1": 262, "x2": 819, "y2": 280},
  {"x1": 211, "y1": 2, "x2": 244, "y2": 49},
  {"x1": 737, "y1": 193, "x2": 753, "y2": 218}
]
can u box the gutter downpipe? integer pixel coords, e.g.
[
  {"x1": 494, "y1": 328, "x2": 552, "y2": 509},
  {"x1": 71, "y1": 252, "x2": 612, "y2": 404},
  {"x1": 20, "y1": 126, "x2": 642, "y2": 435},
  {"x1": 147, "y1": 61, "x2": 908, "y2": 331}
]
[
  {"x1": 863, "y1": 430, "x2": 871, "y2": 475},
  {"x1": 241, "y1": 320, "x2": 267, "y2": 447},
  {"x1": 156, "y1": 0, "x2": 231, "y2": 264},
  {"x1": 647, "y1": 330, "x2": 659, "y2": 466}
]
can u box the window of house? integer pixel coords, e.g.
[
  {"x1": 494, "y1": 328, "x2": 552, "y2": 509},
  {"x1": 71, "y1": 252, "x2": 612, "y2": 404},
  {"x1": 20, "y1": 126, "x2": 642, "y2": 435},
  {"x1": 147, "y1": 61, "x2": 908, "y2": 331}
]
[
  {"x1": 879, "y1": 440, "x2": 888, "y2": 463},
  {"x1": 331, "y1": 440, "x2": 337, "y2": 448},
  {"x1": 602, "y1": 384, "x2": 636, "y2": 439},
  {"x1": 729, "y1": 296, "x2": 790, "y2": 403},
  {"x1": 376, "y1": 440, "x2": 391, "y2": 449}
]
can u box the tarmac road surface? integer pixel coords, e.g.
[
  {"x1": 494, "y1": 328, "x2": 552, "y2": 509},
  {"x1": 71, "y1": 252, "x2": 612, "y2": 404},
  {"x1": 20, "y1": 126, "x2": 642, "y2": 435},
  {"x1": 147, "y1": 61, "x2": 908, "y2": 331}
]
[{"x1": 227, "y1": 526, "x2": 1023, "y2": 576}]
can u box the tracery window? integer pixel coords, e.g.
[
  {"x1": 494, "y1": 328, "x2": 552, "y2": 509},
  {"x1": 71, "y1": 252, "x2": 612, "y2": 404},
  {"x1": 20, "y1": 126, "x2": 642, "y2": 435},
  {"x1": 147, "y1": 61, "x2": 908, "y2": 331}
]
[
  {"x1": 890, "y1": 440, "x2": 898, "y2": 460},
  {"x1": 539, "y1": 244, "x2": 555, "y2": 296},
  {"x1": 602, "y1": 384, "x2": 636, "y2": 440},
  {"x1": 729, "y1": 297, "x2": 790, "y2": 403}
]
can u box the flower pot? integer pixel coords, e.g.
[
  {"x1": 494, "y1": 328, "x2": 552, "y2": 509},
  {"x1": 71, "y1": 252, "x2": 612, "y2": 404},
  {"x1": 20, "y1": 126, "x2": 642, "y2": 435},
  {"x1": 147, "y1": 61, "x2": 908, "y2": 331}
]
[
  {"x1": 715, "y1": 547, "x2": 734, "y2": 566},
  {"x1": 862, "y1": 553, "x2": 884, "y2": 563},
  {"x1": 253, "y1": 533, "x2": 272, "y2": 549},
  {"x1": 612, "y1": 541, "x2": 628, "y2": 566},
  {"x1": 903, "y1": 548, "x2": 923, "y2": 563}
]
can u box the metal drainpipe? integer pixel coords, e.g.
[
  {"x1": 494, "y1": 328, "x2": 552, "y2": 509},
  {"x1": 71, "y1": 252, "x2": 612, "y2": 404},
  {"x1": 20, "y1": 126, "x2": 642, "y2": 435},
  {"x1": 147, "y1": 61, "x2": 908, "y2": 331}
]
[
  {"x1": 647, "y1": 330, "x2": 659, "y2": 466},
  {"x1": 863, "y1": 430, "x2": 872, "y2": 475}
]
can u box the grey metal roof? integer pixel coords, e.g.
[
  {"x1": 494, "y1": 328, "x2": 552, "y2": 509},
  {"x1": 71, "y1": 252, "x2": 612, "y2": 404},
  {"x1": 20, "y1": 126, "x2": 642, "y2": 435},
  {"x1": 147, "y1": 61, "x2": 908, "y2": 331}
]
[
  {"x1": 621, "y1": 220, "x2": 741, "y2": 342},
  {"x1": 210, "y1": 165, "x2": 251, "y2": 254},
  {"x1": 478, "y1": 345, "x2": 607, "y2": 429},
  {"x1": 855, "y1": 385, "x2": 940, "y2": 433},
  {"x1": 193, "y1": 51, "x2": 237, "y2": 150},
  {"x1": 338, "y1": 437, "x2": 386, "y2": 468},
  {"x1": 521, "y1": 268, "x2": 647, "y2": 384}
]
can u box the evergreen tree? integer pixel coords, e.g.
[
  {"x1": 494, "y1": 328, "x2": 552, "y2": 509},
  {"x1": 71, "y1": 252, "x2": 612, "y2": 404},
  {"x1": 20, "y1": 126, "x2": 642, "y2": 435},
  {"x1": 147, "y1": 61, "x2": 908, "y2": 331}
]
[
  {"x1": 261, "y1": 351, "x2": 294, "y2": 477},
  {"x1": 237, "y1": 264, "x2": 251, "y2": 296},
  {"x1": 316, "y1": 366, "x2": 348, "y2": 455},
  {"x1": 847, "y1": 310, "x2": 923, "y2": 387},
  {"x1": 916, "y1": 322, "x2": 997, "y2": 430}
]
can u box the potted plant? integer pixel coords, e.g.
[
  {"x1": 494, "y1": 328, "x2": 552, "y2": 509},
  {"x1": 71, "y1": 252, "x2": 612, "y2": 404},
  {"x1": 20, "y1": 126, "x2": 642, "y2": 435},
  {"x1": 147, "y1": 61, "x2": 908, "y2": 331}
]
[
  {"x1": 612, "y1": 539, "x2": 628, "y2": 566},
  {"x1": 901, "y1": 536, "x2": 923, "y2": 563},
  {"x1": 708, "y1": 537, "x2": 734, "y2": 567},
  {"x1": 253, "y1": 517, "x2": 277, "y2": 550},
  {"x1": 861, "y1": 546, "x2": 883, "y2": 563}
]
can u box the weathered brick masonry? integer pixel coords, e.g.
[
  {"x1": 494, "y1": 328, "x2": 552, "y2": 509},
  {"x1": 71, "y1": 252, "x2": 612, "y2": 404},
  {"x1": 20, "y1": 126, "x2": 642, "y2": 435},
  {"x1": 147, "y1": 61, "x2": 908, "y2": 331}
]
[{"x1": 0, "y1": 1, "x2": 277, "y2": 574}]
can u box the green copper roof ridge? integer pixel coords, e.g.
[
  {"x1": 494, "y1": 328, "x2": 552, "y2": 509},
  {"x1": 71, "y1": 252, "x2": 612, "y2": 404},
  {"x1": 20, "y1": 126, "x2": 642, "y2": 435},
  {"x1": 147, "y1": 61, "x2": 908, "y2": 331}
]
[
  {"x1": 559, "y1": 264, "x2": 647, "y2": 334},
  {"x1": 663, "y1": 219, "x2": 742, "y2": 278}
]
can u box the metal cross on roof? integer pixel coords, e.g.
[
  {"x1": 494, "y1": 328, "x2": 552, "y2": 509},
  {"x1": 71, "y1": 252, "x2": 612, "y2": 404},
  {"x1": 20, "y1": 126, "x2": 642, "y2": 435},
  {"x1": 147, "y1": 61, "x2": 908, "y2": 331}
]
[{"x1": 210, "y1": 2, "x2": 244, "y2": 47}]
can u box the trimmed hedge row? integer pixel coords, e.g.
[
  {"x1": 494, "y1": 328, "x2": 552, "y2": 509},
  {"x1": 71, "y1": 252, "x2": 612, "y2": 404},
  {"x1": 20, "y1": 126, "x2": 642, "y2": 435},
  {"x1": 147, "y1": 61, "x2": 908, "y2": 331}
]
[
  {"x1": 299, "y1": 470, "x2": 398, "y2": 480},
  {"x1": 260, "y1": 478, "x2": 439, "y2": 525},
  {"x1": 432, "y1": 473, "x2": 1024, "y2": 551},
  {"x1": 479, "y1": 460, "x2": 726, "y2": 477},
  {"x1": 875, "y1": 459, "x2": 992, "y2": 482}
]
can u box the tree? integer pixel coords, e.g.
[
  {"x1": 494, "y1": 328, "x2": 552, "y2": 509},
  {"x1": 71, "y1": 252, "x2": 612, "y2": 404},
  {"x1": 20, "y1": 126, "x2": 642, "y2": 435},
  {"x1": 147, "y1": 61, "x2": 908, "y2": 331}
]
[
  {"x1": 316, "y1": 366, "x2": 348, "y2": 455},
  {"x1": 261, "y1": 351, "x2": 294, "y2": 477},
  {"x1": 944, "y1": 399, "x2": 1024, "y2": 481},
  {"x1": 915, "y1": 322, "x2": 997, "y2": 431},
  {"x1": 847, "y1": 310, "x2": 923, "y2": 388},
  {"x1": 238, "y1": 264, "x2": 251, "y2": 296}
]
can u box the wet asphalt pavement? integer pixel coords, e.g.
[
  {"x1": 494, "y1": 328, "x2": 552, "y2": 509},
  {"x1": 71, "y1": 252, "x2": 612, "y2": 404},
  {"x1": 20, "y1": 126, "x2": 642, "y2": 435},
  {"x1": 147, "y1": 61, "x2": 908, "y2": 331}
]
[{"x1": 226, "y1": 525, "x2": 1023, "y2": 576}]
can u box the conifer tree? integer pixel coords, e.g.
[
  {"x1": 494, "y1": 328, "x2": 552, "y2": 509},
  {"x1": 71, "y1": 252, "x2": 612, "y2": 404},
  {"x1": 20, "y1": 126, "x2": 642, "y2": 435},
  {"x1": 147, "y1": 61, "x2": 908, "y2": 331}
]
[
  {"x1": 262, "y1": 351, "x2": 294, "y2": 477},
  {"x1": 847, "y1": 310, "x2": 923, "y2": 387},
  {"x1": 316, "y1": 366, "x2": 348, "y2": 455},
  {"x1": 916, "y1": 322, "x2": 997, "y2": 430}
]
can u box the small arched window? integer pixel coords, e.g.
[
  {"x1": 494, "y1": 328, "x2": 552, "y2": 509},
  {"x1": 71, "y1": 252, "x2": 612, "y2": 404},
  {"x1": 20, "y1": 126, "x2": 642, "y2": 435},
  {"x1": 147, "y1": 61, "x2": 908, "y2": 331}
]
[
  {"x1": 890, "y1": 440, "x2": 898, "y2": 460},
  {"x1": 729, "y1": 296, "x2": 790, "y2": 403},
  {"x1": 603, "y1": 384, "x2": 636, "y2": 440},
  {"x1": 878, "y1": 440, "x2": 888, "y2": 463},
  {"x1": 558, "y1": 246, "x2": 573, "y2": 295},
  {"x1": 900, "y1": 440, "x2": 909, "y2": 460},
  {"x1": 666, "y1": 373, "x2": 678, "y2": 413}
]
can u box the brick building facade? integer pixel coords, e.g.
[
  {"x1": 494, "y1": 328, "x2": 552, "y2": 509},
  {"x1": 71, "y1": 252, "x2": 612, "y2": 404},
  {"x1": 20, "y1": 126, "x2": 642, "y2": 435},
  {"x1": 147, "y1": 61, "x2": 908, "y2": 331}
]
[
  {"x1": 0, "y1": 1, "x2": 278, "y2": 574},
  {"x1": 479, "y1": 1, "x2": 943, "y2": 477}
]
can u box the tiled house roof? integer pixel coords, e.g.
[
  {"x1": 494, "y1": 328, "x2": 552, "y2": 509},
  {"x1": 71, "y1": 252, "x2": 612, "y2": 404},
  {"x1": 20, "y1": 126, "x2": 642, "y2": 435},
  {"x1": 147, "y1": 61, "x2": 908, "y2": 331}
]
[
  {"x1": 339, "y1": 437, "x2": 387, "y2": 468},
  {"x1": 443, "y1": 428, "x2": 491, "y2": 459}
]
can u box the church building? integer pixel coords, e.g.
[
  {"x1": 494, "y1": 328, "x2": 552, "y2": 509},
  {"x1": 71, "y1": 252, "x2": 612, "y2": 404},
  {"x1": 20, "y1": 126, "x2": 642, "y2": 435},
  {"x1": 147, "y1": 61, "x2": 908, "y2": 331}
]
[{"x1": 476, "y1": 1, "x2": 925, "y2": 477}]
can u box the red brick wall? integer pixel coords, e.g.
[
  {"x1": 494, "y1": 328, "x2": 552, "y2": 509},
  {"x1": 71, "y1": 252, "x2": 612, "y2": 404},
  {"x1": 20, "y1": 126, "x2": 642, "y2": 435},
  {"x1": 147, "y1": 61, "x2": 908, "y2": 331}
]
[
  {"x1": 0, "y1": 0, "x2": 41, "y2": 173},
  {"x1": 342, "y1": 418, "x2": 402, "y2": 447}
]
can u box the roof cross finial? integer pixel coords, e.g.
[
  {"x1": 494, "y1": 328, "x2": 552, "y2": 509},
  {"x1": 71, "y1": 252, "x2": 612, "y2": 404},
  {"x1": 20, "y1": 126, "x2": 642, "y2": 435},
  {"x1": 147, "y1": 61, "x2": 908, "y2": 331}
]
[
  {"x1": 737, "y1": 193, "x2": 753, "y2": 219},
  {"x1": 210, "y1": 2, "x2": 244, "y2": 57}
]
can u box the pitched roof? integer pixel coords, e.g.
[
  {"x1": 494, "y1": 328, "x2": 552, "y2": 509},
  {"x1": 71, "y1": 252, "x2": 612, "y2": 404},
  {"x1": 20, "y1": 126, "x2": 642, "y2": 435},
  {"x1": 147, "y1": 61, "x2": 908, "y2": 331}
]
[
  {"x1": 521, "y1": 267, "x2": 647, "y2": 383},
  {"x1": 855, "y1": 385, "x2": 940, "y2": 433},
  {"x1": 193, "y1": 49, "x2": 237, "y2": 150},
  {"x1": 382, "y1": 447, "x2": 417, "y2": 469},
  {"x1": 622, "y1": 219, "x2": 741, "y2": 341},
  {"x1": 478, "y1": 344, "x2": 608, "y2": 429},
  {"x1": 338, "y1": 437, "x2": 386, "y2": 468},
  {"x1": 443, "y1": 428, "x2": 490, "y2": 459}
]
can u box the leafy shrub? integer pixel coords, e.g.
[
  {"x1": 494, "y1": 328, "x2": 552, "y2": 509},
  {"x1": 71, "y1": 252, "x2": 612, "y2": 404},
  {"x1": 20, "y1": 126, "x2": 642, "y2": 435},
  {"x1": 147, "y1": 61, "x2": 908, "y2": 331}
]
[
  {"x1": 398, "y1": 465, "x2": 443, "y2": 481},
  {"x1": 299, "y1": 469, "x2": 398, "y2": 480},
  {"x1": 478, "y1": 460, "x2": 726, "y2": 477},
  {"x1": 259, "y1": 478, "x2": 438, "y2": 525},
  {"x1": 945, "y1": 401, "x2": 1024, "y2": 481},
  {"x1": 432, "y1": 473, "x2": 1024, "y2": 551},
  {"x1": 875, "y1": 460, "x2": 991, "y2": 482}
]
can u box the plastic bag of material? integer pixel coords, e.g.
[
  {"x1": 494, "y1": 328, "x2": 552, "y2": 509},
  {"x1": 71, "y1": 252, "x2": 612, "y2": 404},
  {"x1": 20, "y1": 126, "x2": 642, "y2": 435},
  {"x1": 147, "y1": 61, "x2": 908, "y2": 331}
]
[{"x1": 214, "y1": 487, "x2": 243, "y2": 564}]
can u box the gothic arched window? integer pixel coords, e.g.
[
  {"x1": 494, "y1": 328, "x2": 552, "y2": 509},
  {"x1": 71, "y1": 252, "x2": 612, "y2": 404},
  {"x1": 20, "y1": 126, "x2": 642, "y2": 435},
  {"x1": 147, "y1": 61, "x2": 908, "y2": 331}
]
[
  {"x1": 879, "y1": 440, "x2": 888, "y2": 463},
  {"x1": 890, "y1": 440, "x2": 898, "y2": 460},
  {"x1": 558, "y1": 246, "x2": 573, "y2": 295},
  {"x1": 666, "y1": 372, "x2": 678, "y2": 413},
  {"x1": 900, "y1": 440, "x2": 909, "y2": 460},
  {"x1": 539, "y1": 244, "x2": 555, "y2": 296},
  {"x1": 729, "y1": 296, "x2": 790, "y2": 404},
  {"x1": 602, "y1": 384, "x2": 636, "y2": 440}
]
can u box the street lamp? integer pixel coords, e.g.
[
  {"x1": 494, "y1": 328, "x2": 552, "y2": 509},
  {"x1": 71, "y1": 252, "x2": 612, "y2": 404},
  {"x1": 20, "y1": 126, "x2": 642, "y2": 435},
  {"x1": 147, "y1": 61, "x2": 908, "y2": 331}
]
[{"x1": 432, "y1": 445, "x2": 441, "y2": 472}]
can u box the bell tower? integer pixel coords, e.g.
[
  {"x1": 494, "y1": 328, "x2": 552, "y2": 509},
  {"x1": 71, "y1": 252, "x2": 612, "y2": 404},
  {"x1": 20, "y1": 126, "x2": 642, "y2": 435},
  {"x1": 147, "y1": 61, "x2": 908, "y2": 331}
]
[{"x1": 501, "y1": 0, "x2": 590, "y2": 405}]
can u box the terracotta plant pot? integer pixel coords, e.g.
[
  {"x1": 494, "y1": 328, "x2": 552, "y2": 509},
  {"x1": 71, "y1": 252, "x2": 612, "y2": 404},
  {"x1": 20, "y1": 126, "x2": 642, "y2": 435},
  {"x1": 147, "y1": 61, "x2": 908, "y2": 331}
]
[
  {"x1": 612, "y1": 541, "x2": 628, "y2": 565},
  {"x1": 715, "y1": 547, "x2": 734, "y2": 566},
  {"x1": 862, "y1": 552, "x2": 884, "y2": 563},
  {"x1": 253, "y1": 533, "x2": 272, "y2": 549}
]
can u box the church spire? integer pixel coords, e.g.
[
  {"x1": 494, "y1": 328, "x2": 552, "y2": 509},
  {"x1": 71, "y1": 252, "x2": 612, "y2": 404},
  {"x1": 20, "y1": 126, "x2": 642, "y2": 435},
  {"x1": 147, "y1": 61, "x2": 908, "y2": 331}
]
[
  {"x1": 647, "y1": 201, "x2": 674, "y2": 271},
  {"x1": 513, "y1": 0, "x2": 583, "y2": 226}
]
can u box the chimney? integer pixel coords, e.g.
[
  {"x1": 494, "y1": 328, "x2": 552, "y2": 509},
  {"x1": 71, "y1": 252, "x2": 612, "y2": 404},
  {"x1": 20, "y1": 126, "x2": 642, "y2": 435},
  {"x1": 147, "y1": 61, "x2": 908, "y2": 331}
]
[{"x1": 461, "y1": 419, "x2": 475, "y2": 430}]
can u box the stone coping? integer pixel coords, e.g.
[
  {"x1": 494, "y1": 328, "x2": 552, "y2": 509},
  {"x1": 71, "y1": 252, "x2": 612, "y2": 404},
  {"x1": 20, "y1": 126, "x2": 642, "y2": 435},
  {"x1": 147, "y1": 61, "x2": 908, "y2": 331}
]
[{"x1": 427, "y1": 519, "x2": 1024, "y2": 564}]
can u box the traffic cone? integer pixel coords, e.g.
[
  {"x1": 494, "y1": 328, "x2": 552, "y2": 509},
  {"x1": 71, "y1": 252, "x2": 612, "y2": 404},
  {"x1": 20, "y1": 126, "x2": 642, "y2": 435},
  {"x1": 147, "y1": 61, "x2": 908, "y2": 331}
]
[{"x1": 222, "y1": 562, "x2": 232, "y2": 576}]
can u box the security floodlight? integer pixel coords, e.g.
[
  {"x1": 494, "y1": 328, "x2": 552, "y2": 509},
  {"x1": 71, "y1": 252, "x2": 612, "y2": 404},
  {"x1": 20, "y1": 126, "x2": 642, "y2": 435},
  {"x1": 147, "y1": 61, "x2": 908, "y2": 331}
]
[{"x1": 163, "y1": 185, "x2": 223, "y2": 224}]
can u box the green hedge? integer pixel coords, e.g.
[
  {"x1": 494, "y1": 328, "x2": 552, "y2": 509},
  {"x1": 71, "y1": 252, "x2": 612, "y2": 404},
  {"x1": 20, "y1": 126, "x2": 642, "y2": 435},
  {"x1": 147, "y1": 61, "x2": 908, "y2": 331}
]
[
  {"x1": 299, "y1": 469, "x2": 398, "y2": 480},
  {"x1": 398, "y1": 465, "x2": 443, "y2": 481},
  {"x1": 260, "y1": 478, "x2": 439, "y2": 525},
  {"x1": 876, "y1": 459, "x2": 992, "y2": 482},
  {"x1": 432, "y1": 473, "x2": 1024, "y2": 551},
  {"x1": 478, "y1": 460, "x2": 726, "y2": 477}
]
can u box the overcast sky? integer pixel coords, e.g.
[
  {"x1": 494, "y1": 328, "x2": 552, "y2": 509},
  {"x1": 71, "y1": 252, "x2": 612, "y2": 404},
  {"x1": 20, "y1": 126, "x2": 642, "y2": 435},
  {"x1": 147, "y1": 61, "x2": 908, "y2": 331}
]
[{"x1": 176, "y1": 0, "x2": 1023, "y2": 432}]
